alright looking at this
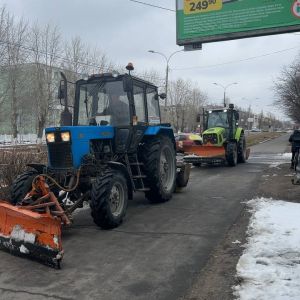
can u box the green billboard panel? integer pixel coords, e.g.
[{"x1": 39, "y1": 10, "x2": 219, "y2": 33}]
[{"x1": 176, "y1": 0, "x2": 300, "y2": 45}]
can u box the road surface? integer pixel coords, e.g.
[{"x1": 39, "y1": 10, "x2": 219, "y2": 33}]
[{"x1": 0, "y1": 134, "x2": 290, "y2": 300}]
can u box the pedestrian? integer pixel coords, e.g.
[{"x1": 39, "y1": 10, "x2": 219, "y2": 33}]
[{"x1": 289, "y1": 129, "x2": 300, "y2": 169}]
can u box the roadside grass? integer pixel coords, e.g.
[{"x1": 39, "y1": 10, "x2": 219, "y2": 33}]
[{"x1": 246, "y1": 131, "x2": 285, "y2": 147}]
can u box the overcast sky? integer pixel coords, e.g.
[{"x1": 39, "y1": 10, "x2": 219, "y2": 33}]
[{"x1": 1, "y1": 0, "x2": 299, "y2": 120}]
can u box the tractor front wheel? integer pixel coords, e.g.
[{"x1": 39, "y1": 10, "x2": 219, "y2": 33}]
[
  {"x1": 10, "y1": 170, "x2": 39, "y2": 205},
  {"x1": 141, "y1": 136, "x2": 176, "y2": 203},
  {"x1": 90, "y1": 169, "x2": 128, "y2": 229},
  {"x1": 226, "y1": 142, "x2": 238, "y2": 167}
]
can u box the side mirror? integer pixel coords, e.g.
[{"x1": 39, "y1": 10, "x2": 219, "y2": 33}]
[
  {"x1": 58, "y1": 81, "x2": 66, "y2": 106},
  {"x1": 59, "y1": 72, "x2": 72, "y2": 126},
  {"x1": 159, "y1": 93, "x2": 166, "y2": 99},
  {"x1": 123, "y1": 75, "x2": 133, "y2": 92},
  {"x1": 58, "y1": 81, "x2": 65, "y2": 99},
  {"x1": 196, "y1": 113, "x2": 201, "y2": 123}
]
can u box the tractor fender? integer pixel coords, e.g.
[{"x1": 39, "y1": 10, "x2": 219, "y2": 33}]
[
  {"x1": 107, "y1": 162, "x2": 133, "y2": 200},
  {"x1": 144, "y1": 126, "x2": 176, "y2": 149},
  {"x1": 26, "y1": 163, "x2": 47, "y2": 174},
  {"x1": 234, "y1": 128, "x2": 244, "y2": 141}
]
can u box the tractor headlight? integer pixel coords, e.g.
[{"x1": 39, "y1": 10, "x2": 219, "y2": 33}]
[
  {"x1": 46, "y1": 132, "x2": 55, "y2": 143},
  {"x1": 61, "y1": 131, "x2": 70, "y2": 142}
]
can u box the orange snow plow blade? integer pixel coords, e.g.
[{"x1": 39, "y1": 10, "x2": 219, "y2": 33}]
[
  {"x1": 184, "y1": 145, "x2": 226, "y2": 158},
  {"x1": 0, "y1": 201, "x2": 63, "y2": 268},
  {"x1": 183, "y1": 145, "x2": 226, "y2": 164}
]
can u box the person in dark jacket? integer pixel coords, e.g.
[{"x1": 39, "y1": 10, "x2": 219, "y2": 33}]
[{"x1": 289, "y1": 129, "x2": 300, "y2": 169}]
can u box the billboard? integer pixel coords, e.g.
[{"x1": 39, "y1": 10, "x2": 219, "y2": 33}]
[{"x1": 176, "y1": 0, "x2": 300, "y2": 46}]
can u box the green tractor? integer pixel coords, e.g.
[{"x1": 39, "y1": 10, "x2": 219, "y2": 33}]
[{"x1": 184, "y1": 104, "x2": 248, "y2": 166}]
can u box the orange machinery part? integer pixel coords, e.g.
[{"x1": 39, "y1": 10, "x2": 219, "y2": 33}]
[
  {"x1": 0, "y1": 200, "x2": 62, "y2": 251},
  {"x1": 183, "y1": 145, "x2": 226, "y2": 158}
]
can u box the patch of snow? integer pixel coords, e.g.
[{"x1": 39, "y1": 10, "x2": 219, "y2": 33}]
[
  {"x1": 269, "y1": 153, "x2": 292, "y2": 168},
  {"x1": 19, "y1": 244, "x2": 29, "y2": 254},
  {"x1": 10, "y1": 225, "x2": 36, "y2": 244},
  {"x1": 232, "y1": 240, "x2": 241, "y2": 244},
  {"x1": 53, "y1": 235, "x2": 59, "y2": 247},
  {"x1": 234, "y1": 198, "x2": 300, "y2": 300}
]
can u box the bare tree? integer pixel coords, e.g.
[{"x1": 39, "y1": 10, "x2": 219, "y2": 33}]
[
  {"x1": 274, "y1": 60, "x2": 300, "y2": 122},
  {"x1": 5, "y1": 14, "x2": 28, "y2": 142},
  {"x1": 29, "y1": 22, "x2": 61, "y2": 142},
  {"x1": 168, "y1": 78, "x2": 206, "y2": 132},
  {"x1": 139, "y1": 69, "x2": 164, "y2": 88}
]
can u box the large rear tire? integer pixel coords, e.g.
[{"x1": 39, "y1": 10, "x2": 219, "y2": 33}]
[
  {"x1": 10, "y1": 170, "x2": 38, "y2": 205},
  {"x1": 90, "y1": 169, "x2": 128, "y2": 229},
  {"x1": 226, "y1": 142, "x2": 238, "y2": 167},
  {"x1": 237, "y1": 135, "x2": 247, "y2": 163},
  {"x1": 141, "y1": 136, "x2": 176, "y2": 203}
]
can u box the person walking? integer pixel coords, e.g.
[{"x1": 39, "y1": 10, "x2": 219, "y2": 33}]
[{"x1": 289, "y1": 129, "x2": 300, "y2": 169}]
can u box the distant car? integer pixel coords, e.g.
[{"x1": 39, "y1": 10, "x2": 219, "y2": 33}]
[
  {"x1": 175, "y1": 133, "x2": 202, "y2": 153},
  {"x1": 251, "y1": 128, "x2": 261, "y2": 132}
]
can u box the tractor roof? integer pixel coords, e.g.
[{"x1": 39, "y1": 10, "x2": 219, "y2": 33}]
[{"x1": 85, "y1": 73, "x2": 157, "y2": 89}]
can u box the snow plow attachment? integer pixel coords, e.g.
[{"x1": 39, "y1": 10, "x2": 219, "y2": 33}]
[
  {"x1": 183, "y1": 145, "x2": 226, "y2": 164},
  {"x1": 0, "y1": 201, "x2": 63, "y2": 268},
  {"x1": 184, "y1": 145, "x2": 226, "y2": 158}
]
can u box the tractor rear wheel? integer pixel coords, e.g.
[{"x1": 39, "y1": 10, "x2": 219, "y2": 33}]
[
  {"x1": 237, "y1": 135, "x2": 247, "y2": 163},
  {"x1": 226, "y1": 142, "x2": 238, "y2": 167},
  {"x1": 10, "y1": 170, "x2": 38, "y2": 205},
  {"x1": 90, "y1": 169, "x2": 128, "y2": 229},
  {"x1": 141, "y1": 136, "x2": 176, "y2": 203}
]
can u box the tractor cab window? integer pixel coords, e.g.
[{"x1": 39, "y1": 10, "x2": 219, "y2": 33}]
[
  {"x1": 133, "y1": 85, "x2": 146, "y2": 123},
  {"x1": 146, "y1": 88, "x2": 160, "y2": 125},
  {"x1": 207, "y1": 111, "x2": 229, "y2": 129},
  {"x1": 78, "y1": 80, "x2": 130, "y2": 126}
]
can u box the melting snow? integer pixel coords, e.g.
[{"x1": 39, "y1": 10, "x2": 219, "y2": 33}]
[
  {"x1": 19, "y1": 244, "x2": 29, "y2": 254},
  {"x1": 10, "y1": 225, "x2": 36, "y2": 244},
  {"x1": 234, "y1": 198, "x2": 300, "y2": 300}
]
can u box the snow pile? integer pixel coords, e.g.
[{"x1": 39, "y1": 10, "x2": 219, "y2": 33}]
[
  {"x1": 282, "y1": 153, "x2": 292, "y2": 159},
  {"x1": 234, "y1": 198, "x2": 300, "y2": 300}
]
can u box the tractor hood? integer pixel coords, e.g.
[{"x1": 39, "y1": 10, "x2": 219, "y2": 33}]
[
  {"x1": 45, "y1": 126, "x2": 114, "y2": 169},
  {"x1": 202, "y1": 127, "x2": 226, "y2": 146}
]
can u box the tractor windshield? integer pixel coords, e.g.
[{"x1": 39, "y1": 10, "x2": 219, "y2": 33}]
[
  {"x1": 207, "y1": 111, "x2": 229, "y2": 129},
  {"x1": 77, "y1": 80, "x2": 130, "y2": 126}
]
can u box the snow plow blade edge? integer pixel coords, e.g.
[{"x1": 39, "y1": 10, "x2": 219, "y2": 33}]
[{"x1": 0, "y1": 201, "x2": 63, "y2": 268}]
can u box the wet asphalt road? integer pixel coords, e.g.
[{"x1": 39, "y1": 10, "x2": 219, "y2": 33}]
[{"x1": 0, "y1": 134, "x2": 291, "y2": 300}]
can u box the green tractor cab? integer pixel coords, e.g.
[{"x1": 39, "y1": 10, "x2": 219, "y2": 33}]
[{"x1": 184, "y1": 104, "x2": 249, "y2": 166}]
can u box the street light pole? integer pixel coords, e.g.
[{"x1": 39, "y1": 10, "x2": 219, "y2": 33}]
[
  {"x1": 213, "y1": 82, "x2": 238, "y2": 107},
  {"x1": 148, "y1": 49, "x2": 183, "y2": 107}
]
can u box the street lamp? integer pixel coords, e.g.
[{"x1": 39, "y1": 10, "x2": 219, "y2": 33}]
[
  {"x1": 213, "y1": 82, "x2": 238, "y2": 107},
  {"x1": 148, "y1": 49, "x2": 183, "y2": 107}
]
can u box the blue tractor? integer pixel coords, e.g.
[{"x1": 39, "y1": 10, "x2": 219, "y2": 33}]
[{"x1": 9, "y1": 64, "x2": 190, "y2": 230}]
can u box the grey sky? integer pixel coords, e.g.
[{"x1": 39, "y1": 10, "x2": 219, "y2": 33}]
[{"x1": 1, "y1": 0, "x2": 299, "y2": 119}]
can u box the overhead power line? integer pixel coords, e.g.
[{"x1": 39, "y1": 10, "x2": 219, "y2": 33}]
[
  {"x1": 172, "y1": 46, "x2": 300, "y2": 71},
  {"x1": 0, "y1": 39, "x2": 166, "y2": 82},
  {"x1": 128, "y1": 0, "x2": 175, "y2": 12}
]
